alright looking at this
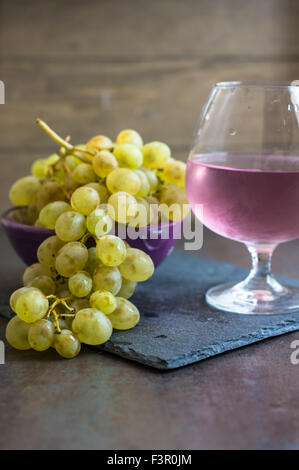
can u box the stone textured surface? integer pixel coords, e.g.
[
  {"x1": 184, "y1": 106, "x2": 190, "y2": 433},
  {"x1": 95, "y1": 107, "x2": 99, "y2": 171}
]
[
  {"x1": 99, "y1": 252, "x2": 299, "y2": 368},
  {"x1": 2, "y1": 251, "x2": 299, "y2": 369}
]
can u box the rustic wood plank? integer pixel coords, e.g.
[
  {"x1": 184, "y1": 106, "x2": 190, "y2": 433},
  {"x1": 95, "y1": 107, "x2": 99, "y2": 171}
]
[
  {"x1": 1, "y1": 59, "x2": 299, "y2": 148},
  {"x1": 0, "y1": 0, "x2": 296, "y2": 58}
]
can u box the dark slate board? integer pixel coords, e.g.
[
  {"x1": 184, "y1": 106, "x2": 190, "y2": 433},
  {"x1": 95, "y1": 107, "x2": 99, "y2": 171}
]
[
  {"x1": 101, "y1": 251, "x2": 299, "y2": 369},
  {"x1": 2, "y1": 251, "x2": 299, "y2": 369}
]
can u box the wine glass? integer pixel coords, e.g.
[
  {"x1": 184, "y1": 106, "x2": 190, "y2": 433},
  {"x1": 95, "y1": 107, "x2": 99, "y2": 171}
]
[{"x1": 186, "y1": 81, "x2": 299, "y2": 315}]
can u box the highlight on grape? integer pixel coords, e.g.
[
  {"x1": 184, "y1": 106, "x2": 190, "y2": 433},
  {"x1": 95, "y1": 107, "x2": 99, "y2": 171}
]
[{"x1": 6, "y1": 120, "x2": 190, "y2": 358}]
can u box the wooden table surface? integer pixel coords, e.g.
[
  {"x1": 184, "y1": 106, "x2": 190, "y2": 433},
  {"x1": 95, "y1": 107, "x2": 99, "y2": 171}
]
[{"x1": 1, "y1": 227, "x2": 299, "y2": 450}]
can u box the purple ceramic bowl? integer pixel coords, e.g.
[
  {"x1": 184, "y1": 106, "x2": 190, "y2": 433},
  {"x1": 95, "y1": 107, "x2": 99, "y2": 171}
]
[{"x1": 1, "y1": 207, "x2": 181, "y2": 267}]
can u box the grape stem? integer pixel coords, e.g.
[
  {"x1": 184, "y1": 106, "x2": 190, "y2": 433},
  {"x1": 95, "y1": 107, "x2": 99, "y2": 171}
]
[
  {"x1": 71, "y1": 152, "x2": 92, "y2": 164},
  {"x1": 72, "y1": 146, "x2": 95, "y2": 157},
  {"x1": 46, "y1": 295, "x2": 75, "y2": 333},
  {"x1": 59, "y1": 298, "x2": 75, "y2": 312},
  {"x1": 36, "y1": 119, "x2": 96, "y2": 162},
  {"x1": 62, "y1": 161, "x2": 71, "y2": 175},
  {"x1": 46, "y1": 294, "x2": 56, "y2": 301},
  {"x1": 51, "y1": 308, "x2": 61, "y2": 332},
  {"x1": 36, "y1": 119, "x2": 73, "y2": 151}
]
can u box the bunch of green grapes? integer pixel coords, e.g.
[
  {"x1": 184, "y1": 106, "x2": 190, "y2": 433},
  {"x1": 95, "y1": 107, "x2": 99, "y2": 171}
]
[
  {"x1": 9, "y1": 120, "x2": 188, "y2": 227},
  {"x1": 6, "y1": 230, "x2": 153, "y2": 358},
  {"x1": 6, "y1": 120, "x2": 188, "y2": 359}
]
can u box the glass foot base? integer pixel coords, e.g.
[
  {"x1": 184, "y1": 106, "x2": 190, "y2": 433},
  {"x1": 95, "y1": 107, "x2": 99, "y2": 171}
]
[{"x1": 206, "y1": 280, "x2": 299, "y2": 315}]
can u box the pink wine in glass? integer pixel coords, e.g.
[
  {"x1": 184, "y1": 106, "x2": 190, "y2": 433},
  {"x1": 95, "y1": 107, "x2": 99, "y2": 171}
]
[
  {"x1": 187, "y1": 82, "x2": 299, "y2": 315},
  {"x1": 186, "y1": 154, "x2": 299, "y2": 244}
]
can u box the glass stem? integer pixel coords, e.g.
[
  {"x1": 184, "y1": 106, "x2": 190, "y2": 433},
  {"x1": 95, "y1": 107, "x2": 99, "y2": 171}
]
[
  {"x1": 247, "y1": 244, "x2": 275, "y2": 280},
  {"x1": 242, "y1": 243, "x2": 285, "y2": 293}
]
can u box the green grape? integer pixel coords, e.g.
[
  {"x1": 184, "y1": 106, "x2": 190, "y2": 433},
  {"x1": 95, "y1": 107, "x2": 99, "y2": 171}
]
[
  {"x1": 55, "y1": 242, "x2": 88, "y2": 277},
  {"x1": 15, "y1": 289, "x2": 49, "y2": 323},
  {"x1": 64, "y1": 317, "x2": 74, "y2": 330},
  {"x1": 65, "y1": 155, "x2": 80, "y2": 170},
  {"x1": 85, "y1": 182, "x2": 109, "y2": 204},
  {"x1": 72, "y1": 144, "x2": 90, "y2": 160},
  {"x1": 141, "y1": 167, "x2": 158, "y2": 193},
  {"x1": 84, "y1": 247, "x2": 102, "y2": 275},
  {"x1": 138, "y1": 197, "x2": 152, "y2": 224},
  {"x1": 55, "y1": 280, "x2": 70, "y2": 298},
  {"x1": 27, "y1": 202, "x2": 39, "y2": 225},
  {"x1": 89, "y1": 290, "x2": 117, "y2": 315},
  {"x1": 71, "y1": 186, "x2": 100, "y2": 216},
  {"x1": 119, "y1": 248, "x2": 154, "y2": 282},
  {"x1": 69, "y1": 297, "x2": 90, "y2": 314},
  {"x1": 146, "y1": 194, "x2": 160, "y2": 206},
  {"x1": 93, "y1": 265, "x2": 122, "y2": 295},
  {"x1": 138, "y1": 197, "x2": 153, "y2": 225},
  {"x1": 53, "y1": 170, "x2": 66, "y2": 186},
  {"x1": 72, "y1": 163, "x2": 97, "y2": 184},
  {"x1": 64, "y1": 173, "x2": 79, "y2": 193},
  {"x1": 34, "y1": 219, "x2": 44, "y2": 227},
  {"x1": 10, "y1": 286, "x2": 38, "y2": 312},
  {"x1": 54, "y1": 329, "x2": 81, "y2": 358},
  {"x1": 39, "y1": 201, "x2": 71, "y2": 229},
  {"x1": 116, "y1": 129, "x2": 143, "y2": 148},
  {"x1": 96, "y1": 235, "x2": 127, "y2": 267},
  {"x1": 127, "y1": 197, "x2": 151, "y2": 228},
  {"x1": 46, "y1": 153, "x2": 60, "y2": 165},
  {"x1": 142, "y1": 141, "x2": 171, "y2": 169},
  {"x1": 9, "y1": 176, "x2": 41, "y2": 206},
  {"x1": 118, "y1": 278, "x2": 137, "y2": 299},
  {"x1": 31, "y1": 158, "x2": 49, "y2": 179},
  {"x1": 107, "y1": 192, "x2": 138, "y2": 224},
  {"x1": 162, "y1": 159, "x2": 186, "y2": 187},
  {"x1": 57, "y1": 318, "x2": 69, "y2": 330},
  {"x1": 68, "y1": 271, "x2": 92, "y2": 298},
  {"x1": 63, "y1": 299, "x2": 89, "y2": 329},
  {"x1": 55, "y1": 211, "x2": 86, "y2": 242},
  {"x1": 27, "y1": 275, "x2": 56, "y2": 295},
  {"x1": 92, "y1": 150, "x2": 118, "y2": 178},
  {"x1": 106, "y1": 168, "x2": 141, "y2": 195},
  {"x1": 51, "y1": 160, "x2": 67, "y2": 185},
  {"x1": 86, "y1": 207, "x2": 113, "y2": 237},
  {"x1": 37, "y1": 235, "x2": 65, "y2": 270},
  {"x1": 113, "y1": 144, "x2": 143, "y2": 169},
  {"x1": 109, "y1": 297, "x2": 140, "y2": 330},
  {"x1": 72, "y1": 308, "x2": 112, "y2": 345},
  {"x1": 28, "y1": 319, "x2": 55, "y2": 351},
  {"x1": 134, "y1": 169, "x2": 150, "y2": 198},
  {"x1": 6, "y1": 315, "x2": 32, "y2": 350},
  {"x1": 23, "y1": 262, "x2": 53, "y2": 285},
  {"x1": 36, "y1": 181, "x2": 65, "y2": 212},
  {"x1": 86, "y1": 135, "x2": 113, "y2": 153},
  {"x1": 160, "y1": 184, "x2": 189, "y2": 221},
  {"x1": 145, "y1": 195, "x2": 161, "y2": 224}
]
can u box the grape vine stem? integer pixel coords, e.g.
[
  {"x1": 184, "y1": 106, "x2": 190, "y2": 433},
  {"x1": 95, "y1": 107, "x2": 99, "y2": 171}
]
[
  {"x1": 46, "y1": 295, "x2": 75, "y2": 333},
  {"x1": 36, "y1": 119, "x2": 96, "y2": 164}
]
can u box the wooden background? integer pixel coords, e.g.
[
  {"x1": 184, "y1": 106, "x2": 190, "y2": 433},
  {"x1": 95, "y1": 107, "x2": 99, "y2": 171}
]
[{"x1": 1, "y1": 0, "x2": 299, "y2": 213}]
